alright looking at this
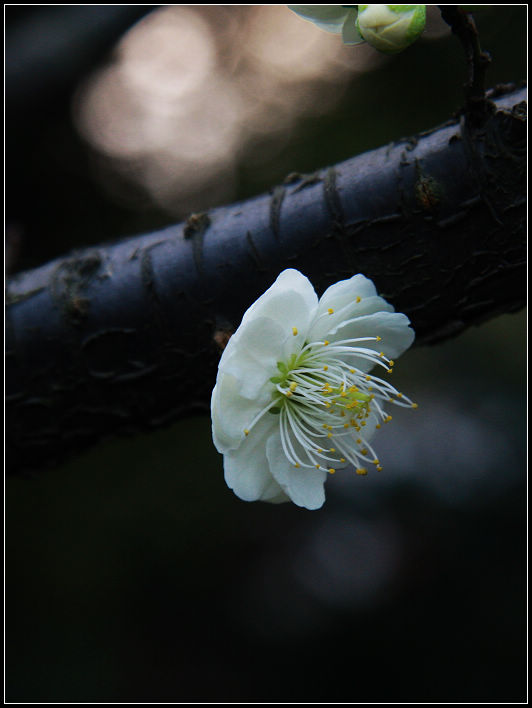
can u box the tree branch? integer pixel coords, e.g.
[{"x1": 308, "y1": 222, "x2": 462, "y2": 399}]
[
  {"x1": 438, "y1": 5, "x2": 493, "y2": 124},
  {"x1": 6, "y1": 88, "x2": 526, "y2": 475}
]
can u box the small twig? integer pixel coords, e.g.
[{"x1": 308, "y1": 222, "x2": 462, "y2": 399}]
[{"x1": 439, "y1": 5, "x2": 492, "y2": 123}]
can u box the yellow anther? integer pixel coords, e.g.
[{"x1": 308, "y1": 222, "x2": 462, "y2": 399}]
[
  {"x1": 327, "y1": 432, "x2": 333, "y2": 438},
  {"x1": 356, "y1": 468, "x2": 368, "y2": 476},
  {"x1": 397, "y1": 393, "x2": 403, "y2": 398},
  {"x1": 317, "y1": 448, "x2": 323, "y2": 453},
  {"x1": 343, "y1": 423, "x2": 349, "y2": 429},
  {"x1": 292, "y1": 327, "x2": 298, "y2": 336},
  {"x1": 329, "y1": 447, "x2": 336, "y2": 453},
  {"x1": 361, "y1": 448, "x2": 368, "y2": 455},
  {"x1": 387, "y1": 368, "x2": 393, "y2": 374},
  {"x1": 365, "y1": 375, "x2": 371, "y2": 381},
  {"x1": 376, "y1": 335, "x2": 382, "y2": 341},
  {"x1": 376, "y1": 465, "x2": 383, "y2": 471},
  {"x1": 244, "y1": 429, "x2": 250, "y2": 436},
  {"x1": 327, "y1": 308, "x2": 334, "y2": 315},
  {"x1": 356, "y1": 438, "x2": 362, "y2": 444},
  {"x1": 289, "y1": 381, "x2": 297, "y2": 391},
  {"x1": 328, "y1": 468, "x2": 336, "y2": 475},
  {"x1": 323, "y1": 365, "x2": 328, "y2": 371},
  {"x1": 323, "y1": 340, "x2": 330, "y2": 346},
  {"x1": 389, "y1": 360, "x2": 395, "y2": 367},
  {"x1": 294, "y1": 463, "x2": 301, "y2": 468},
  {"x1": 340, "y1": 457, "x2": 346, "y2": 463},
  {"x1": 356, "y1": 296, "x2": 361, "y2": 303},
  {"x1": 379, "y1": 351, "x2": 385, "y2": 358},
  {"x1": 384, "y1": 415, "x2": 392, "y2": 423},
  {"x1": 315, "y1": 464, "x2": 321, "y2": 469},
  {"x1": 322, "y1": 424, "x2": 328, "y2": 429},
  {"x1": 361, "y1": 421, "x2": 366, "y2": 426},
  {"x1": 375, "y1": 423, "x2": 381, "y2": 429},
  {"x1": 372, "y1": 459, "x2": 380, "y2": 465},
  {"x1": 412, "y1": 402, "x2": 419, "y2": 409},
  {"x1": 285, "y1": 391, "x2": 292, "y2": 397}
]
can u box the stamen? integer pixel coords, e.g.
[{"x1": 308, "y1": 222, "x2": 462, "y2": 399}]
[{"x1": 257, "y1": 312, "x2": 415, "y2": 485}]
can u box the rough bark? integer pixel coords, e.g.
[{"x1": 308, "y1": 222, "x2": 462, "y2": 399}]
[{"x1": 6, "y1": 87, "x2": 526, "y2": 475}]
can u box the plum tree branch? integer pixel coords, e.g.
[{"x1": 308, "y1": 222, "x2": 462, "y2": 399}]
[
  {"x1": 438, "y1": 5, "x2": 493, "y2": 123},
  {"x1": 6, "y1": 87, "x2": 526, "y2": 475}
]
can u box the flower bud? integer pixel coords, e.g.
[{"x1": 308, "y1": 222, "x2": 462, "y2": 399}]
[{"x1": 356, "y1": 5, "x2": 426, "y2": 54}]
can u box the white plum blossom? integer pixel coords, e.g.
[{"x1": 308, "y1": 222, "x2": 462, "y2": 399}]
[{"x1": 211, "y1": 269, "x2": 417, "y2": 510}]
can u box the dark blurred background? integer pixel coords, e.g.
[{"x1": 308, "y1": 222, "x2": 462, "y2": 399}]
[{"x1": 6, "y1": 5, "x2": 527, "y2": 702}]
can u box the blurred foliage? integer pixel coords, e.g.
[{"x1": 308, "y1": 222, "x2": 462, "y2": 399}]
[{"x1": 6, "y1": 5, "x2": 527, "y2": 702}]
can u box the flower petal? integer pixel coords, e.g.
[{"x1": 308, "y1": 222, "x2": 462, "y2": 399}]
[
  {"x1": 234, "y1": 270, "x2": 318, "y2": 350},
  {"x1": 309, "y1": 274, "x2": 394, "y2": 340},
  {"x1": 266, "y1": 431, "x2": 328, "y2": 510},
  {"x1": 329, "y1": 311, "x2": 415, "y2": 373},
  {"x1": 223, "y1": 416, "x2": 280, "y2": 502},
  {"x1": 219, "y1": 316, "x2": 289, "y2": 399},
  {"x1": 342, "y1": 8, "x2": 365, "y2": 45},
  {"x1": 260, "y1": 477, "x2": 291, "y2": 504},
  {"x1": 211, "y1": 373, "x2": 267, "y2": 454},
  {"x1": 288, "y1": 5, "x2": 350, "y2": 34}
]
